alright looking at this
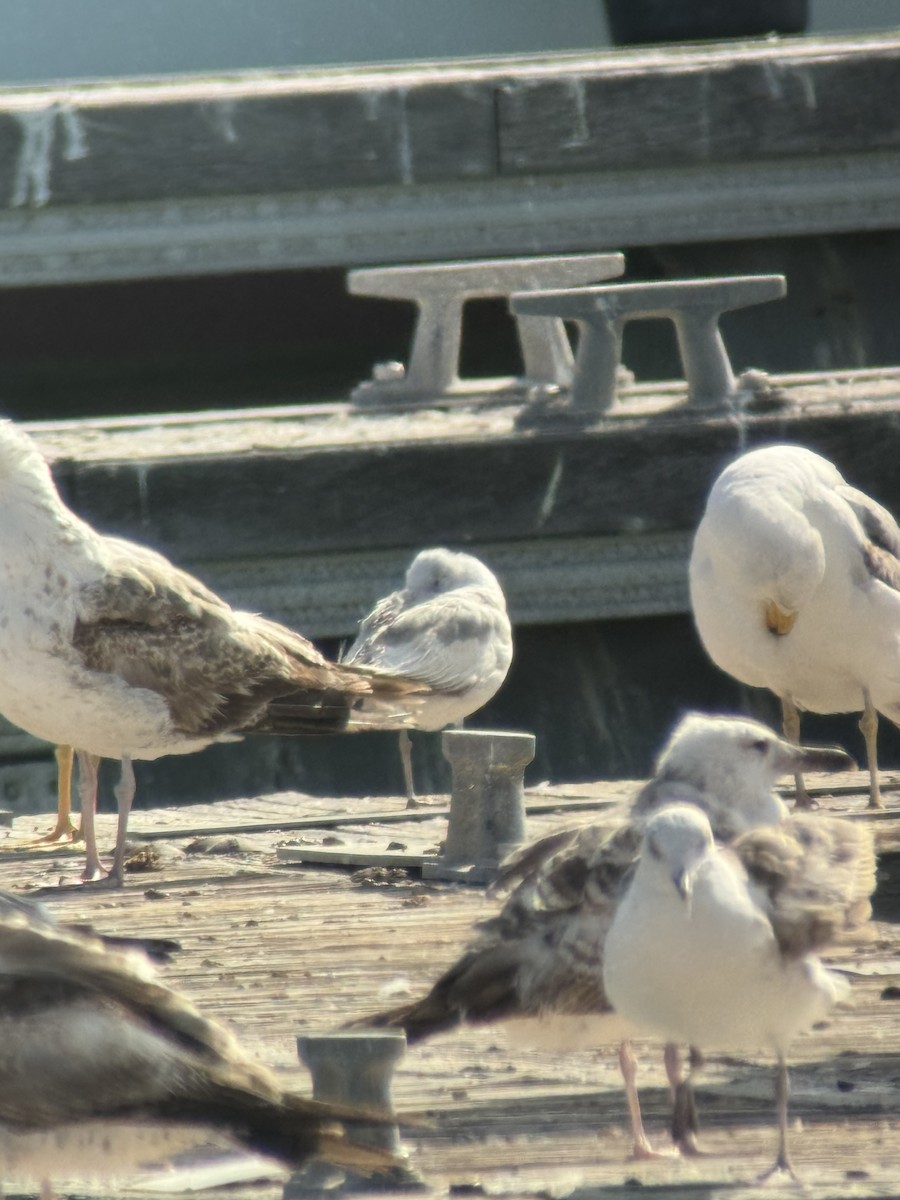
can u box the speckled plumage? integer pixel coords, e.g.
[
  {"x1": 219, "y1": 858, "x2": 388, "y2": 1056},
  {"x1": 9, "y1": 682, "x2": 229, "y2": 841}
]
[
  {"x1": 0, "y1": 893, "x2": 396, "y2": 1188},
  {"x1": 0, "y1": 420, "x2": 425, "y2": 881},
  {"x1": 342, "y1": 547, "x2": 512, "y2": 796}
]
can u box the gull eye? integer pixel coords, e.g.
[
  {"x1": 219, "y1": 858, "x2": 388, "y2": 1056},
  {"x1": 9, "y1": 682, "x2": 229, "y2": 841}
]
[{"x1": 751, "y1": 738, "x2": 769, "y2": 755}]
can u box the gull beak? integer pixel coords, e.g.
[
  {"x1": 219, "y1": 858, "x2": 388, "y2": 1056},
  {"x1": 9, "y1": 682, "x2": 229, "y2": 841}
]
[
  {"x1": 793, "y1": 743, "x2": 857, "y2": 774},
  {"x1": 672, "y1": 867, "x2": 694, "y2": 915},
  {"x1": 764, "y1": 600, "x2": 797, "y2": 637}
]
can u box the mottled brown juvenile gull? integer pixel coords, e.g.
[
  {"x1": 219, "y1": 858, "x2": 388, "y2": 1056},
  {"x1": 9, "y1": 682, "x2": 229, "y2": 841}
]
[
  {"x1": 349, "y1": 712, "x2": 852, "y2": 1158},
  {"x1": 604, "y1": 803, "x2": 875, "y2": 1180},
  {"x1": 691, "y1": 443, "x2": 900, "y2": 808},
  {"x1": 0, "y1": 891, "x2": 397, "y2": 1193},
  {"x1": 0, "y1": 420, "x2": 425, "y2": 884},
  {"x1": 342, "y1": 547, "x2": 513, "y2": 800}
]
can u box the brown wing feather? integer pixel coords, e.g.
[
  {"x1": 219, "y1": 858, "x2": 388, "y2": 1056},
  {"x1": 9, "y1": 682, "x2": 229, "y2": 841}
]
[
  {"x1": 838, "y1": 485, "x2": 900, "y2": 593},
  {"x1": 733, "y1": 814, "x2": 876, "y2": 957},
  {"x1": 0, "y1": 900, "x2": 399, "y2": 1171},
  {"x1": 353, "y1": 820, "x2": 641, "y2": 1041},
  {"x1": 74, "y1": 537, "x2": 418, "y2": 737}
]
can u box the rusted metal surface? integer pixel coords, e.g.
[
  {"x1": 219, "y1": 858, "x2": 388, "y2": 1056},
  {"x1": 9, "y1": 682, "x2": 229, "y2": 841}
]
[{"x1": 0, "y1": 773, "x2": 897, "y2": 1197}]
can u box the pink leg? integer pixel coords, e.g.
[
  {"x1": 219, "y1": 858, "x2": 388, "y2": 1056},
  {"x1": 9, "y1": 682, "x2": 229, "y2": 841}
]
[
  {"x1": 109, "y1": 755, "x2": 135, "y2": 886},
  {"x1": 618, "y1": 1041, "x2": 674, "y2": 1161},
  {"x1": 399, "y1": 729, "x2": 417, "y2": 806},
  {"x1": 76, "y1": 751, "x2": 103, "y2": 882}
]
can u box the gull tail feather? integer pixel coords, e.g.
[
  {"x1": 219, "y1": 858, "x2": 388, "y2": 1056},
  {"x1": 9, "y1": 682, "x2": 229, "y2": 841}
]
[
  {"x1": 158, "y1": 1085, "x2": 401, "y2": 1172},
  {"x1": 346, "y1": 949, "x2": 521, "y2": 1044}
]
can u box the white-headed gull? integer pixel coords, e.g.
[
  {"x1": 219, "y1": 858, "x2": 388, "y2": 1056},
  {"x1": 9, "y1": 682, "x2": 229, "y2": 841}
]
[
  {"x1": 342, "y1": 547, "x2": 513, "y2": 800},
  {"x1": 604, "y1": 803, "x2": 874, "y2": 1180},
  {"x1": 690, "y1": 442, "x2": 900, "y2": 808}
]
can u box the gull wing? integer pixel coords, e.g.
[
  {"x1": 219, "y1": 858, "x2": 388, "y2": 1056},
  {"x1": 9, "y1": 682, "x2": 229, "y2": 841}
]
[
  {"x1": 353, "y1": 820, "x2": 641, "y2": 1040},
  {"x1": 838, "y1": 485, "x2": 900, "y2": 592},
  {"x1": 732, "y1": 814, "x2": 876, "y2": 958},
  {"x1": 72, "y1": 534, "x2": 380, "y2": 736},
  {"x1": 340, "y1": 588, "x2": 510, "y2": 693}
]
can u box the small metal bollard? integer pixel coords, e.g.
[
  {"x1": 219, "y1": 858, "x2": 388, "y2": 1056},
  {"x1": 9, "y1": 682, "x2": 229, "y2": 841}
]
[
  {"x1": 423, "y1": 729, "x2": 535, "y2": 884},
  {"x1": 285, "y1": 1031, "x2": 425, "y2": 1196},
  {"x1": 512, "y1": 274, "x2": 787, "y2": 421},
  {"x1": 349, "y1": 252, "x2": 624, "y2": 405}
]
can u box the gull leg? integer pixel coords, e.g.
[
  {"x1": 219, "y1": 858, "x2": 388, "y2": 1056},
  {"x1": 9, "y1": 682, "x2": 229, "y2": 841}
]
[
  {"x1": 756, "y1": 1056, "x2": 800, "y2": 1184},
  {"x1": 76, "y1": 751, "x2": 104, "y2": 882},
  {"x1": 108, "y1": 755, "x2": 136, "y2": 886},
  {"x1": 29, "y1": 744, "x2": 82, "y2": 845},
  {"x1": 781, "y1": 694, "x2": 815, "y2": 809},
  {"x1": 618, "y1": 1040, "x2": 673, "y2": 1161},
  {"x1": 399, "y1": 729, "x2": 418, "y2": 808},
  {"x1": 860, "y1": 689, "x2": 883, "y2": 810},
  {"x1": 664, "y1": 1043, "x2": 703, "y2": 1155}
]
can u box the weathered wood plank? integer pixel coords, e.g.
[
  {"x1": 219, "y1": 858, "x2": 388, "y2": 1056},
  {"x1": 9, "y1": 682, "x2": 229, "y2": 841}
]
[{"x1": 42, "y1": 372, "x2": 900, "y2": 562}]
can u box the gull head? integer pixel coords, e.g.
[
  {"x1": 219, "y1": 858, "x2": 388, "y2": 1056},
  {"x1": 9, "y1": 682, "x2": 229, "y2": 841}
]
[
  {"x1": 653, "y1": 712, "x2": 854, "y2": 831},
  {"x1": 405, "y1": 548, "x2": 506, "y2": 604},
  {"x1": 641, "y1": 804, "x2": 715, "y2": 906}
]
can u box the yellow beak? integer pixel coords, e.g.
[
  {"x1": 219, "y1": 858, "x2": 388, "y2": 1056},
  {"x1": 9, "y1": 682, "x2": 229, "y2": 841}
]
[{"x1": 764, "y1": 600, "x2": 797, "y2": 637}]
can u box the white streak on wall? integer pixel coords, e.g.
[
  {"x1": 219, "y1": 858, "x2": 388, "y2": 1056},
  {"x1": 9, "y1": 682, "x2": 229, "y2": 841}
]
[
  {"x1": 59, "y1": 104, "x2": 88, "y2": 161},
  {"x1": 11, "y1": 102, "x2": 89, "y2": 207},
  {"x1": 396, "y1": 87, "x2": 414, "y2": 185},
  {"x1": 361, "y1": 90, "x2": 382, "y2": 122},
  {"x1": 536, "y1": 451, "x2": 565, "y2": 528},
  {"x1": 794, "y1": 67, "x2": 817, "y2": 110},
  {"x1": 563, "y1": 78, "x2": 590, "y2": 148}
]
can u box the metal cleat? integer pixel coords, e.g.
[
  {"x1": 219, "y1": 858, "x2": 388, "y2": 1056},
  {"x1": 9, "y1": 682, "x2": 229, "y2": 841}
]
[
  {"x1": 512, "y1": 274, "x2": 787, "y2": 423},
  {"x1": 286, "y1": 1031, "x2": 426, "y2": 1195},
  {"x1": 350, "y1": 253, "x2": 624, "y2": 406},
  {"x1": 423, "y1": 729, "x2": 535, "y2": 884}
]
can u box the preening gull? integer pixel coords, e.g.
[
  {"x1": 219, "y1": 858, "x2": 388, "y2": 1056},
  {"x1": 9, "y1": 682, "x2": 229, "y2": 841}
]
[
  {"x1": 342, "y1": 548, "x2": 513, "y2": 800},
  {"x1": 604, "y1": 803, "x2": 875, "y2": 1180},
  {"x1": 0, "y1": 892, "x2": 398, "y2": 1192},
  {"x1": 690, "y1": 443, "x2": 900, "y2": 808},
  {"x1": 0, "y1": 420, "x2": 426, "y2": 884},
  {"x1": 349, "y1": 712, "x2": 852, "y2": 1159}
]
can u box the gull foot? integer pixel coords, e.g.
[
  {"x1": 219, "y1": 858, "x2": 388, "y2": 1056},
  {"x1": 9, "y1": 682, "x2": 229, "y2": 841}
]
[
  {"x1": 791, "y1": 792, "x2": 819, "y2": 811},
  {"x1": 29, "y1": 821, "x2": 83, "y2": 847},
  {"x1": 755, "y1": 1157, "x2": 803, "y2": 1187},
  {"x1": 674, "y1": 1131, "x2": 705, "y2": 1157},
  {"x1": 630, "y1": 1138, "x2": 679, "y2": 1162}
]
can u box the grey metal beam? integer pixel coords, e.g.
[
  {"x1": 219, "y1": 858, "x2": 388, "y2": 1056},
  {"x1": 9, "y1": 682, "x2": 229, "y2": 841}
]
[{"x1": 0, "y1": 150, "x2": 898, "y2": 285}]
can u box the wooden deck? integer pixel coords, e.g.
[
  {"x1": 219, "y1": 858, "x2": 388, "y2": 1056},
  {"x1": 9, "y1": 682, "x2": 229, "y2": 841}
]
[{"x1": 5, "y1": 772, "x2": 900, "y2": 1199}]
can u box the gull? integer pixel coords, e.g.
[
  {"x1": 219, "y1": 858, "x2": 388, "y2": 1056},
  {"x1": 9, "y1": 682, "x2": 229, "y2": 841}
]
[
  {"x1": 690, "y1": 442, "x2": 900, "y2": 808},
  {"x1": 349, "y1": 712, "x2": 852, "y2": 1158},
  {"x1": 0, "y1": 420, "x2": 426, "y2": 884},
  {"x1": 342, "y1": 548, "x2": 513, "y2": 801},
  {"x1": 0, "y1": 891, "x2": 398, "y2": 1193},
  {"x1": 604, "y1": 803, "x2": 875, "y2": 1180}
]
